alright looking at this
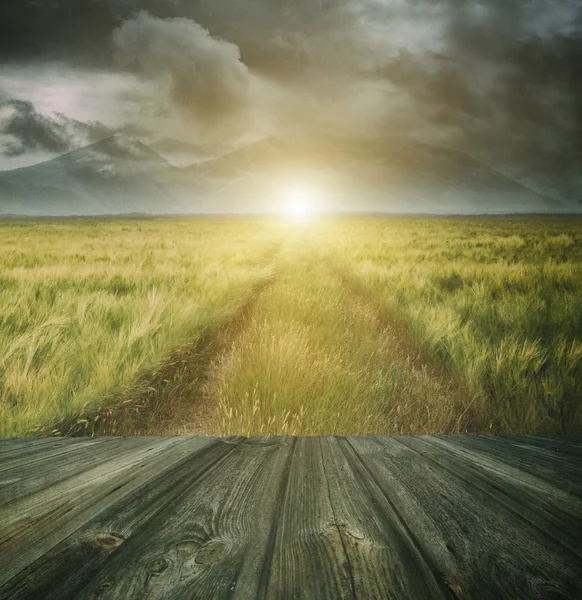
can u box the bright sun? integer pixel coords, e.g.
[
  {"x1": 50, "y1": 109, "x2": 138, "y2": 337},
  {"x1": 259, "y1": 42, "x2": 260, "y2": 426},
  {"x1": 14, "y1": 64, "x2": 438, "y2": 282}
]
[{"x1": 283, "y1": 185, "x2": 316, "y2": 217}]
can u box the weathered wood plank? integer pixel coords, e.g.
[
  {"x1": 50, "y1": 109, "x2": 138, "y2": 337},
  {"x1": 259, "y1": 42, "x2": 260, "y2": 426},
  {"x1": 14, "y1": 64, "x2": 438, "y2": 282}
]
[
  {"x1": 0, "y1": 437, "x2": 70, "y2": 450},
  {"x1": 64, "y1": 437, "x2": 295, "y2": 600},
  {"x1": 0, "y1": 437, "x2": 166, "y2": 535},
  {"x1": 320, "y1": 436, "x2": 453, "y2": 599},
  {"x1": 0, "y1": 438, "x2": 82, "y2": 463},
  {"x1": 0, "y1": 438, "x2": 62, "y2": 451},
  {"x1": 444, "y1": 435, "x2": 582, "y2": 497},
  {"x1": 348, "y1": 436, "x2": 582, "y2": 600},
  {"x1": 0, "y1": 438, "x2": 112, "y2": 473},
  {"x1": 0, "y1": 437, "x2": 218, "y2": 588},
  {"x1": 0, "y1": 437, "x2": 153, "y2": 506},
  {"x1": 1, "y1": 435, "x2": 581, "y2": 600},
  {"x1": 0, "y1": 438, "x2": 51, "y2": 449},
  {"x1": 426, "y1": 436, "x2": 582, "y2": 535},
  {"x1": 0, "y1": 437, "x2": 237, "y2": 599},
  {"x1": 529, "y1": 435, "x2": 582, "y2": 447},
  {"x1": 263, "y1": 436, "x2": 357, "y2": 599},
  {"x1": 506, "y1": 435, "x2": 582, "y2": 460}
]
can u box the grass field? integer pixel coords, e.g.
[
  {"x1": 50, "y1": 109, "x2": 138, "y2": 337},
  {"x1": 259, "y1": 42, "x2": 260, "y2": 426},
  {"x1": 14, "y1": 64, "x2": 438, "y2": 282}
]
[
  {"x1": 323, "y1": 218, "x2": 582, "y2": 434},
  {"x1": 0, "y1": 218, "x2": 281, "y2": 437},
  {"x1": 1, "y1": 216, "x2": 581, "y2": 437}
]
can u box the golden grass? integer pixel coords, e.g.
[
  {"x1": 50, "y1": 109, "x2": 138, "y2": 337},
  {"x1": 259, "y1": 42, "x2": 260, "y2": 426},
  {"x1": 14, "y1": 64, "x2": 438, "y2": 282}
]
[
  {"x1": 0, "y1": 218, "x2": 282, "y2": 436},
  {"x1": 1, "y1": 216, "x2": 581, "y2": 437},
  {"x1": 207, "y1": 231, "x2": 472, "y2": 436}
]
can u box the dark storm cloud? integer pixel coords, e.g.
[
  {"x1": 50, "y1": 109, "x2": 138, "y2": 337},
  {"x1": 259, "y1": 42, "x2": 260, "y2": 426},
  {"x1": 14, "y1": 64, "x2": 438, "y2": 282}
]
[
  {"x1": 371, "y1": 52, "x2": 488, "y2": 119},
  {"x1": 0, "y1": 99, "x2": 111, "y2": 156},
  {"x1": 0, "y1": 0, "x2": 297, "y2": 66},
  {"x1": 1, "y1": 0, "x2": 581, "y2": 151},
  {"x1": 440, "y1": 1, "x2": 582, "y2": 129},
  {"x1": 336, "y1": 0, "x2": 582, "y2": 151},
  {"x1": 111, "y1": 12, "x2": 251, "y2": 123}
]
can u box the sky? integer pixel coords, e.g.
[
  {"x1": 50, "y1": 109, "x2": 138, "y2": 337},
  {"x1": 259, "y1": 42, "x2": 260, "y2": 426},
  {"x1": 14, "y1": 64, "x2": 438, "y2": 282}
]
[{"x1": 1, "y1": 0, "x2": 581, "y2": 171}]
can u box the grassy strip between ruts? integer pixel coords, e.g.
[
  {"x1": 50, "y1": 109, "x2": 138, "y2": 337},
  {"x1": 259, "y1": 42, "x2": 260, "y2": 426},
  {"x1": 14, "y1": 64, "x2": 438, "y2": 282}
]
[{"x1": 204, "y1": 229, "x2": 472, "y2": 436}]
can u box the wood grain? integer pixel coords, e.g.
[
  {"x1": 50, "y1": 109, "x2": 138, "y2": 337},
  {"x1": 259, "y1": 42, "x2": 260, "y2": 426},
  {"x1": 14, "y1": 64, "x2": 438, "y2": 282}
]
[
  {"x1": 0, "y1": 437, "x2": 217, "y2": 588},
  {"x1": 348, "y1": 435, "x2": 582, "y2": 599},
  {"x1": 0, "y1": 435, "x2": 581, "y2": 600},
  {"x1": 74, "y1": 437, "x2": 294, "y2": 600},
  {"x1": 263, "y1": 436, "x2": 356, "y2": 599}
]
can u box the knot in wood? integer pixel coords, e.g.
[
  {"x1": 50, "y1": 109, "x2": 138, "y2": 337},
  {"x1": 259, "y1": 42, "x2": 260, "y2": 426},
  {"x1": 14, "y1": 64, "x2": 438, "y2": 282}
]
[
  {"x1": 93, "y1": 533, "x2": 124, "y2": 551},
  {"x1": 146, "y1": 557, "x2": 171, "y2": 575}
]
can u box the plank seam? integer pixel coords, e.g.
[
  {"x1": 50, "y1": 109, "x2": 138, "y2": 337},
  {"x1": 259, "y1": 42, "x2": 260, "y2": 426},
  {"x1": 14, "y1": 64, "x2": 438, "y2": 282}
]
[
  {"x1": 433, "y1": 436, "x2": 582, "y2": 509},
  {"x1": 0, "y1": 439, "x2": 113, "y2": 474},
  {"x1": 342, "y1": 437, "x2": 459, "y2": 600},
  {"x1": 0, "y1": 437, "x2": 168, "y2": 511},
  {"x1": 319, "y1": 436, "x2": 358, "y2": 600},
  {"x1": 254, "y1": 436, "x2": 297, "y2": 600},
  {"x1": 69, "y1": 438, "x2": 248, "y2": 599},
  {"x1": 0, "y1": 438, "x2": 231, "y2": 594},
  {"x1": 397, "y1": 437, "x2": 582, "y2": 561}
]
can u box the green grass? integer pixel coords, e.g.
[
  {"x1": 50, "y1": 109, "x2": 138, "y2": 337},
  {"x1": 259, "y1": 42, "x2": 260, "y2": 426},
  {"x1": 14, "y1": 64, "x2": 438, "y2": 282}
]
[
  {"x1": 321, "y1": 217, "x2": 582, "y2": 434},
  {"x1": 209, "y1": 236, "x2": 467, "y2": 436},
  {"x1": 1, "y1": 216, "x2": 581, "y2": 437},
  {"x1": 0, "y1": 218, "x2": 282, "y2": 436}
]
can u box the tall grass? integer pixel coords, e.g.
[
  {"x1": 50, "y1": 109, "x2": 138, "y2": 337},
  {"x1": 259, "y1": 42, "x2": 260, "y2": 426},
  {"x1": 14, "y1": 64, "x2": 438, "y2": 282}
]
[
  {"x1": 0, "y1": 218, "x2": 282, "y2": 436},
  {"x1": 208, "y1": 232, "x2": 469, "y2": 436},
  {"x1": 2, "y1": 216, "x2": 580, "y2": 438},
  {"x1": 321, "y1": 218, "x2": 582, "y2": 434}
]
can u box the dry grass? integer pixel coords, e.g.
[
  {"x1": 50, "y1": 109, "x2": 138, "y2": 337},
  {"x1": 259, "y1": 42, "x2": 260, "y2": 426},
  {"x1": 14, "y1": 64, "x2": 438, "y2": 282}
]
[
  {"x1": 97, "y1": 268, "x2": 279, "y2": 437},
  {"x1": 0, "y1": 218, "x2": 282, "y2": 436},
  {"x1": 1, "y1": 216, "x2": 581, "y2": 438},
  {"x1": 206, "y1": 231, "x2": 472, "y2": 436}
]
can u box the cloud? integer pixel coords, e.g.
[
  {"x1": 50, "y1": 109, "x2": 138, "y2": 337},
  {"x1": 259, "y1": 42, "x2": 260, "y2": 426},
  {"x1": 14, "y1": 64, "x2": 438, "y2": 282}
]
[
  {"x1": 111, "y1": 12, "x2": 251, "y2": 126},
  {"x1": 0, "y1": 99, "x2": 111, "y2": 156},
  {"x1": 439, "y1": 1, "x2": 582, "y2": 132},
  {"x1": 1, "y1": 0, "x2": 581, "y2": 160}
]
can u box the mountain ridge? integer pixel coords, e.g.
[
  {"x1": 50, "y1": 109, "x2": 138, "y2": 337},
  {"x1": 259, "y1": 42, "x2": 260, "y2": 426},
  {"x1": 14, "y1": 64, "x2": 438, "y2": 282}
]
[
  {"x1": 184, "y1": 134, "x2": 566, "y2": 214},
  {"x1": 0, "y1": 133, "x2": 573, "y2": 216}
]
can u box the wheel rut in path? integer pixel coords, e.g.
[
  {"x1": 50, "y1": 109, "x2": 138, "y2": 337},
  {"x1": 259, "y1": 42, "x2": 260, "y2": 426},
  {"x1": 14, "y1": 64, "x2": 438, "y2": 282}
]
[
  {"x1": 74, "y1": 250, "x2": 282, "y2": 437},
  {"x1": 330, "y1": 260, "x2": 480, "y2": 434}
]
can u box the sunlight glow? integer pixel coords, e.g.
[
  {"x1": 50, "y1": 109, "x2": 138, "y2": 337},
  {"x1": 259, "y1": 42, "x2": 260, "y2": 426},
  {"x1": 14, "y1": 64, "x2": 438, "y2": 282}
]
[{"x1": 282, "y1": 184, "x2": 317, "y2": 217}]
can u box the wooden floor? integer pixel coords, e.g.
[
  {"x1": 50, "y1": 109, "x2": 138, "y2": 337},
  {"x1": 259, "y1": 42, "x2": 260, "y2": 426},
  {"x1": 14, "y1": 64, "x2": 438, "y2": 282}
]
[{"x1": 1, "y1": 435, "x2": 581, "y2": 599}]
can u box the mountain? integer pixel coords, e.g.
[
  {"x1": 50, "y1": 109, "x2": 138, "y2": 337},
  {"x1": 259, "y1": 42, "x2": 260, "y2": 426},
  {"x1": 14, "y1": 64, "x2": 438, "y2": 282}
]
[
  {"x1": 149, "y1": 138, "x2": 234, "y2": 167},
  {"x1": 464, "y1": 139, "x2": 582, "y2": 209},
  {"x1": 186, "y1": 135, "x2": 569, "y2": 214},
  {"x1": 0, "y1": 134, "x2": 574, "y2": 216},
  {"x1": 0, "y1": 135, "x2": 200, "y2": 215}
]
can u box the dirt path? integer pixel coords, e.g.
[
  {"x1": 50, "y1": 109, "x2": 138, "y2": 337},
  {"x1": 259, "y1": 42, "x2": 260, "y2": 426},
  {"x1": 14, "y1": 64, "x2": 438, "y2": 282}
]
[
  {"x1": 329, "y1": 261, "x2": 478, "y2": 433},
  {"x1": 111, "y1": 270, "x2": 279, "y2": 436},
  {"x1": 94, "y1": 235, "x2": 476, "y2": 437},
  {"x1": 182, "y1": 243, "x2": 475, "y2": 436}
]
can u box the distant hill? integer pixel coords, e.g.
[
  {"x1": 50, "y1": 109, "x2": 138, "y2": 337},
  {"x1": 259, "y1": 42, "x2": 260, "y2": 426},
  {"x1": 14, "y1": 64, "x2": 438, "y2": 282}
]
[
  {"x1": 0, "y1": 133, "x2": 573, "y2": 216},
  {"x1": 0, "y1": 135, "x2": 199, "y2": 216},
  {"x1": 187, "y1": 135, "x2": 567, "y2": 214},
  {"x1": 149, "y1": 138, "x2": 234, "y2": 167},
  {"x1": 464, "y1": 139, "x2": 582, "y2": 209}
]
